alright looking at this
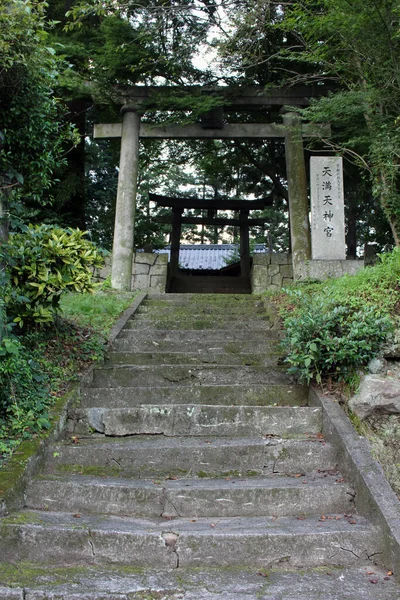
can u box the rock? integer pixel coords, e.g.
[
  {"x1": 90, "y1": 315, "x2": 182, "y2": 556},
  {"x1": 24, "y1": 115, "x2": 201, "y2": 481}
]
[
  {"x1": 367, "y1": 358, "x2": 386, "y2": 374},
  {"x1": 382, "y1": 328, "x2": 400, "y2": 359},
  {"x1": 349, "y1": 375, "x2": 400, "y2": 420}
]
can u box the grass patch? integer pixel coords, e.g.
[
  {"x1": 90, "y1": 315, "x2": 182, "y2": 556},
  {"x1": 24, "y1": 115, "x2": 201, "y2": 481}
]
[{"x1": 60, "y1": 290, "x2": 136, "y2": 336}]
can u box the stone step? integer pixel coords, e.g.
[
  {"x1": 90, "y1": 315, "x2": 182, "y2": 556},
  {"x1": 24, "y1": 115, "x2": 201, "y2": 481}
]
[
  {"x1": 44, "y1": 436, "x2": 337, "y2": 479},
  {"x1": 124, "y1": 319, "x2": 274, "y2": 331},
  {"x1": 26, "y1": 473, "x2": 354, "y2": 518},
  {"x1": 0, "y1": 565, "x2": 397, "y2": 600},
  {"x1": 90, "y1": 365, "x2": 293, "y2": 388},
  {"x1": 137, "y1": 302, "x2": 268, "y2": 315},
  {"x1": 105, "y1": 351, "x2": 282, "y2": 367},
  {"x1": 0, "y1": 510, "x2": 379, "y2": 569},
  {"x1": 73, "y1": 405, "x2": 321, "y2": 437},
  {"x1": 118, "y1": 328, "x2": 281, "y2": 342},
  {"x1": 79, "y1": 384, "x2": 308, "y2": 409},
  {"x1": 147, "y1": 293, "x2": 261, "y2": 305},
  {"x1": 112, "y1": 335, "x2": 281, "y2": 354}
]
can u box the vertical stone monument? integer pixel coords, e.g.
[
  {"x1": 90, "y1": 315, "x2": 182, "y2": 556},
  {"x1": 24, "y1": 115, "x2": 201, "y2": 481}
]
[{"x1": 310, "y1": 156, "x2": 345, "y2": 260}]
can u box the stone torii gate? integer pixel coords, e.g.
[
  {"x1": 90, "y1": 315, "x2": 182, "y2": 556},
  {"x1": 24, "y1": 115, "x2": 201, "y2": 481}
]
[{"x1": 93, "y1": 86, "x2": 331, "y2": 291}]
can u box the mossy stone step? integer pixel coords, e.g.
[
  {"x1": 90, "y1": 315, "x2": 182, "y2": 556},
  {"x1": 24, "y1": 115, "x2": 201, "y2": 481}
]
[
  {"x1": 74, "y1": 405, "x2": 321, "y2": 437},
  {"x1": 112, "y1": 336, "x2": 281, "y2": 353},
  {"x1": 123, "y1": 317, "x2": 274, "y2": 331},
  {"x1": 0, "y1": 510, "x2": 379, "y2": 569},
  {"x1": 43, "y1": 436, "x2": 337, "y2": 479},
  {"x1": 0, "y1": 565, "x2": 397, "y2": 600},
  {"x1": 104, "y1": 350, "x2": 282, "y2": 367},
  {"x1": 79, "y1": 384, "x2": 308, "y2": 409},
  {"x1": 26, "y1": 473, "x2": 354, "y2": 519},
  {"x1": 91, "y1": 365, "x2": 293, "y2": 388}
]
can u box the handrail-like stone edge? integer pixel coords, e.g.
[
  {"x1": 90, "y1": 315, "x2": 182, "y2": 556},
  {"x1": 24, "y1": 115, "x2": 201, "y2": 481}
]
[
  {"x1": 0, "y1": 291, "x2": 148, "y2": 516},
  {"x1": 309, "y1": 387, "x2": 400, "y2": 574}
]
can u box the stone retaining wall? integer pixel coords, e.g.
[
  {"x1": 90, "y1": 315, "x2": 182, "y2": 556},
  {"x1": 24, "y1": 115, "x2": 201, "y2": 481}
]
[
  {"x1": 95, "y1": 253, "x2": 168, "y2": 293},
  {"x1": 132, "y1": 252, "x2": 168, "y2": 293},
  {"x1": 251, "y1": 253, "x2": 294, "y2": 293},
  {"x1": 295, "y1": 259, "x2": 363, "y2": 281}
]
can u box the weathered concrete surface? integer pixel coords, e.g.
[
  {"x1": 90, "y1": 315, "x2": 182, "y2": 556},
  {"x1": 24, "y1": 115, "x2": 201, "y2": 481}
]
[
  {"x1": 0, "y1": 510, "x2": 379, "y2": 568},
  {"x1": 44, "y1": 436, "x2": 338, "y2": 478},
  {"x1": 26, "y1": 473, "x2": 354, "y2": 518},
  {"x1": 124, "y1": 318, "x2": 274, "y2": 330},
  {"x1": 310, "y1": 388, "x2": 400, "y2": 575},
  {"x1": 349, "y1": 375, "x2": 400, "y2": 419},
  {"x1": 0, "y1": 565, "x2": 398, "y2": 600},
  {"x1": 105, "y1": 350, "x2": 282, "y2": 367},
  {"x1": 112, "y1": 335, "x2": 281, "y2": 353},
  {"x1": 91, "y1": 365, "x2": 294, "y2": 388},
  {"x1": 79, "y1": 384, "x2": 308, "y2": 409},
  {"x1": 81, "y1": 405, "x2": 321, "y2": 437},
  {"x1": 2, "y1": 291, "x2": 399, "y2": 595}
]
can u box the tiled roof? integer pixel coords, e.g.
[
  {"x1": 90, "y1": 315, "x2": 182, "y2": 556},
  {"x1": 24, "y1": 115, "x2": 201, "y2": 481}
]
[{"x1": 151, "y1": 244, "x2": 268, "y2": 271}]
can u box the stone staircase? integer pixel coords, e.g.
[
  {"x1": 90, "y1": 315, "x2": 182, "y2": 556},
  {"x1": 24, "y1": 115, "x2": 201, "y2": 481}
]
[{"x1": 0, "y1": 293, "x2": 398, "y2": 599}]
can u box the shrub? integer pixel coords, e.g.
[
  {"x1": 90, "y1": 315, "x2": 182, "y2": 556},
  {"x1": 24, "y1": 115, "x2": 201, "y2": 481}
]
[
  {"x1": 4, "y1": 225, "x2": 105, "y2": 328},
  {"x1": 281, "y1": 292, "x2": 393, "y2": 384}
]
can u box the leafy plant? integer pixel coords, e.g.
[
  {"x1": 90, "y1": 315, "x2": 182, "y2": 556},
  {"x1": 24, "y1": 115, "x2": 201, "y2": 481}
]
[
  {"x1": 281, "y1": 292, "x2": 393, "y2": 384},
  {"x1": 4, "y1": 225, "x2": 105, "y2": 328}
]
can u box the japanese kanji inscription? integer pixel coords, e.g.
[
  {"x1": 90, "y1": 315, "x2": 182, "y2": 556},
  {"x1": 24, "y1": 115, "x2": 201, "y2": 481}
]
[{"x1": 310, "y1": 156, "x2": 345, "y2": 260}]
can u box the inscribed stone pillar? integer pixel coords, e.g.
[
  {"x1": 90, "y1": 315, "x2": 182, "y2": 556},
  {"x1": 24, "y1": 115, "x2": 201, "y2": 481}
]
[
  {"x1": 111, "y1": 108, "x2": 140, "y2": 290},
  {"x1": 283, "y1": 111, "x2": 311, "y2": 272},
  {"x1": 310, "y1": 156, "x2": 345, "y2": 259}
]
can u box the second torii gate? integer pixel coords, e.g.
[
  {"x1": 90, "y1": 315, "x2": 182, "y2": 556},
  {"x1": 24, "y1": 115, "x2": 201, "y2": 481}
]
[{"x1": 93, "y1": 86, "x2": 331, "y2": 290}]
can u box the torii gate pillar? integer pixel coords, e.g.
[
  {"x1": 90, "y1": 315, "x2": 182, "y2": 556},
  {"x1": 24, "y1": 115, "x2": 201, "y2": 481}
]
[
  {"x1": 283, "y1": 111, "x2": 312, "y2": 272},
  {"x1": 112, "y1": 106, "x2": 140, "y2": 290}
]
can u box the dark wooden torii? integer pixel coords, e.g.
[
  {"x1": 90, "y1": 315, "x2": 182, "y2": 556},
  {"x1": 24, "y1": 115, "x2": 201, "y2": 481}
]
[{"x1": 150, "y1": 193, "x2": 273, "y2": 277}]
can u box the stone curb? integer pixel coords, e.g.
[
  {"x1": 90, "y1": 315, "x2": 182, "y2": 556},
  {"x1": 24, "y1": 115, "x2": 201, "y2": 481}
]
[
  {"x1": 309, "y1": 387, "x2": 400, "y2": 574},
  {"x1": 0, "y1": 291, "x2": 147, "y2": 517}
]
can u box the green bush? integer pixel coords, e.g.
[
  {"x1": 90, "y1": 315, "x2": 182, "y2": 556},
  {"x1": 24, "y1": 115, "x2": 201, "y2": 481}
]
[
  {"x1": 281, "y1": 292, "x2": 393, "y2": 384},
  {"x1": 4, "y1": 225, "x2": 105, "y2": 327},
  {"x1": 0, "y1": 334, "x2": 51, "y2": 459}
]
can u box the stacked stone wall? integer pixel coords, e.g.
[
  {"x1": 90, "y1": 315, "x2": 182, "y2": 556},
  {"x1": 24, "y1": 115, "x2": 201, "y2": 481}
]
[
  {"x1": 251, "y1": 253, "x2": 294, "y2": 293},
  {"x1": 131, "y1": 252, "x2": 168, "y2": 293}
]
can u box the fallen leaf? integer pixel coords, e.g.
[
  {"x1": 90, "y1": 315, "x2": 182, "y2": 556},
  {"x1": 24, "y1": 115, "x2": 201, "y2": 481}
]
[
  {"x1": 73, "y1": 513, "x2": 81, "y2": 518},
  {"x1": 296, "y1": 516, "x2": 306, "y2": 520},
  {"x1": 211, "y1": 523, "x2": 216, "y2": 527},
  {"x1": 369, "y1": 578, "x2": 378, "y2": 584},
  {"x1": 387, "y1": 571, "x2": 393, "y2": 576},
  {"x1": 348, "y1": 519, "x2": 357, "y2": 525},
  {"x1": 258, "y1": 572, "x2": 268, "y2": 578}
]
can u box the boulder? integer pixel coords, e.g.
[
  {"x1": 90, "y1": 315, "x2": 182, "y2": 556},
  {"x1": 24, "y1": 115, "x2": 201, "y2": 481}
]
[{"x1": 349, "y1": 375, "x2": 400, "y2": 420}]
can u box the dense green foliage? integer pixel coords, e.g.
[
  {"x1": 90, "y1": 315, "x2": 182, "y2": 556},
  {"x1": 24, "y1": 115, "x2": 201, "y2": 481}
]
[
  {"x1": 280, "y1": 249, "x2": 400, "y2": 384},
  {"x1": 277, "y1": 0, "x2": 400, "y2": 246},
  {"x1": 5, "y1": 225, "x2": 105, "y2": 327},
  {"x1": 282, "y1": 295, "x2": 392, "y2": 384},
  {"x1": 0, "y1": 0, "x2": 78, "y2": 219},
  {"x1": 0, "y1": 289, "x2": 135, "y2": 463}
]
